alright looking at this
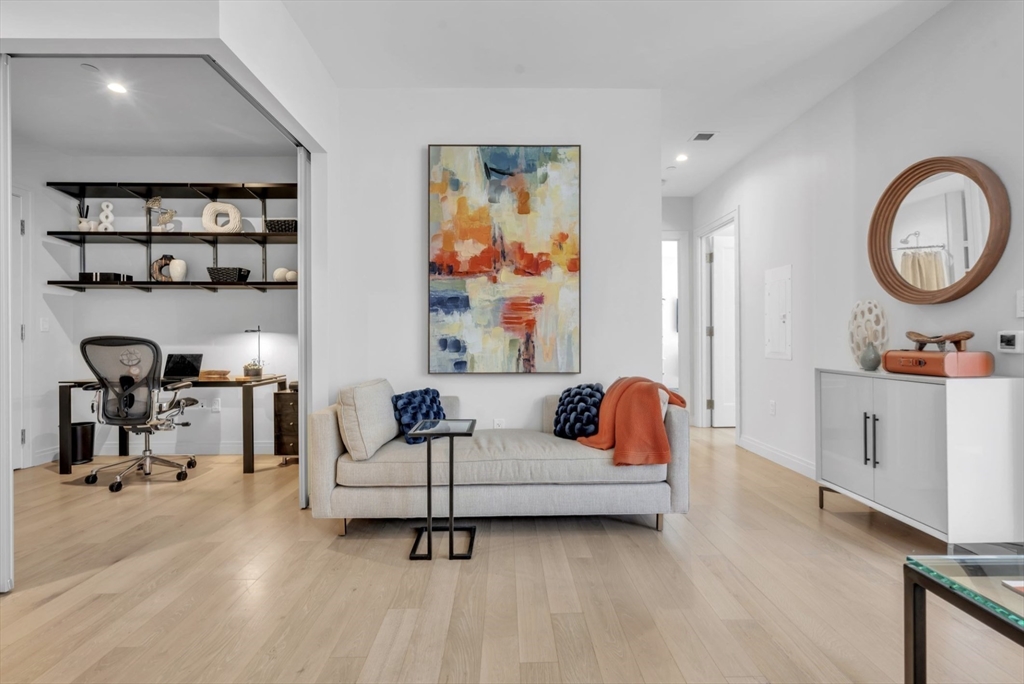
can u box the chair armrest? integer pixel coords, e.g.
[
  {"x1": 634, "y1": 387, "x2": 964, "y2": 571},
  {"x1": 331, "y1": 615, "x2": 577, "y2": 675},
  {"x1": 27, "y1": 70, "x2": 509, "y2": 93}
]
[
  {"x1": 665, "y1": 405, "x2": 690, "y2": 514},
  {"x1": 82, "y1": 382, "x2": 103, "y2": 391},
  {"x1": 308, "y1": 405, "x2": 345, "y2": 518},
  {"x1": 163, "y1": 381, "x2": 193, "y2": 391}
]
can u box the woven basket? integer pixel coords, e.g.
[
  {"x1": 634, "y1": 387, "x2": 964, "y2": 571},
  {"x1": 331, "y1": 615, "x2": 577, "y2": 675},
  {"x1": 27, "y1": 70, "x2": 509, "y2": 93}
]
[
  {"x1": 265, "y1": 218, "x2": 297, "y2": 233},
  {"x1": 206, "y1": 267, "x2": 250, "y2": 283}
]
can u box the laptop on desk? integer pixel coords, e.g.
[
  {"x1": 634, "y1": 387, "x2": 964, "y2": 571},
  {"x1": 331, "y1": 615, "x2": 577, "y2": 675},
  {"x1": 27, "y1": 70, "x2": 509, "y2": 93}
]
[{"x1": 164, "y1": 353, "x2": 203, "y2": 382}]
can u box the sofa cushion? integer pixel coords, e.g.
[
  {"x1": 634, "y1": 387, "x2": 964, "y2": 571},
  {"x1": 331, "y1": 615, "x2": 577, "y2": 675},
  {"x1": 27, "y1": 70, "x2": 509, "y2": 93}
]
[
  {"x1": 337, "y1": 379, "x2": 400, "y2": 461},
  {"x1": 553, "y1": 383, "x2": 604, "y2": 439},
  {"x1": 392, "y1": 388, "x2": 445, "y2": 444},
  {"x1": 335, "y1": 428, "x2": 667, "y2": 487}
]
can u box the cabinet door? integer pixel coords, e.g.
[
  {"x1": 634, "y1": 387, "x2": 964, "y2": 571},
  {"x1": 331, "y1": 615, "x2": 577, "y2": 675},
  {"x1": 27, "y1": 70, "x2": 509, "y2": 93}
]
[
  {"x1": 872, "y1": 379, "x2": 947, "y2": 532},
  {"x1": 819, "y1": 373, "x2": 874, "y2": 499}
]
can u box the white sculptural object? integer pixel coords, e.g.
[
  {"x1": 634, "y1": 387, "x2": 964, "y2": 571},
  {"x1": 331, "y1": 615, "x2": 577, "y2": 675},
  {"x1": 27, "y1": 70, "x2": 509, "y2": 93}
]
[
  {"x1": 285, "y1": 270, "x2": 298, "y2": 282},
  {"x1": 273, "y1": 267, "x2": 289, "y2": 282},
  {"x1": 202, "y1": 201, "x2": 242, "y2": 233},
  {"x1": 97, "y1": 201, "x2": 115, "y2": 232}
]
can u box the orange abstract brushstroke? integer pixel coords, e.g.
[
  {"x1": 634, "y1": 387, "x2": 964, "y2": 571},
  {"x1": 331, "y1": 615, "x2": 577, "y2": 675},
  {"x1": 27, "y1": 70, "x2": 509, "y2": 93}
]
[
  {"x1": 508, "y1": 242, "x2": 552, "y2": 277},
  {"x1": 452, "y1": 196, "x2": 493, "y2": 244},
  {"x1": 500, "y1": 296, "x2": 539, "y2": 334},
  {"x1": 503, "y1": 173, "x2": 532, "y2": 215}
]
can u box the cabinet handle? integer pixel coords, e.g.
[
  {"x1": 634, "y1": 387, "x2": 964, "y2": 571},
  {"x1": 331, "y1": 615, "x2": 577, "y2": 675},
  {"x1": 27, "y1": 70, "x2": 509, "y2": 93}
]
[
  {"x1": 872, "y1": 414, "x2": 880, "y2": 468},
  {"x1": 863, "y1": 412, "x2": 869, "y2": 465}
]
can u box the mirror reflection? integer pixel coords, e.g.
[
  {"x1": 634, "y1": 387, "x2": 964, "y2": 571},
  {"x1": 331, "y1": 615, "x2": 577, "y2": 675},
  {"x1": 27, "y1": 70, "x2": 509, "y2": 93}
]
[{"x1": 890, "y1": 172, "x2": 990, "y2": 290}]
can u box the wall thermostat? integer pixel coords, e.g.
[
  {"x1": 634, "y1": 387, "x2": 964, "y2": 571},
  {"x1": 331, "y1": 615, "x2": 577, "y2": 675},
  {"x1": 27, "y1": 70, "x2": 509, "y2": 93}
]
[{"x1": 998, "y1": 331, "x2": 1024, "y2": 353}]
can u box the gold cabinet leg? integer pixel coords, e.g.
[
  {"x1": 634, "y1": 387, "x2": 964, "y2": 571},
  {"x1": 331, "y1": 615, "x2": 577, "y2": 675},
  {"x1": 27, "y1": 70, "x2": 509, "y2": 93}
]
[
  {"x1": 656, "y1": 514, "x2": 664, "y2": 532},
  {"x1": 338, "y1": 518, "x2": 348, "y2": 537}
]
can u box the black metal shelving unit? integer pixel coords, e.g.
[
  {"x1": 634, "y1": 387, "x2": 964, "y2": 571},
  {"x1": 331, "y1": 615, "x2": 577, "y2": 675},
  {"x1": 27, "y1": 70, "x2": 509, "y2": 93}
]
[{"x1": 46, "y1": 182, "x2": 298, "y2": 293}]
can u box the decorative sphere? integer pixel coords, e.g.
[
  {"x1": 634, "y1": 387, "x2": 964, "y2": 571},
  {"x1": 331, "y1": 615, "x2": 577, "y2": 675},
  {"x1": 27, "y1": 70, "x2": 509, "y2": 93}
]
[
  {"x1": 273, "y1": 267, "x2": 289, "y2": 282},
  {"x1": 286, "y1": 270, "x2": 298, "y2": 282}
]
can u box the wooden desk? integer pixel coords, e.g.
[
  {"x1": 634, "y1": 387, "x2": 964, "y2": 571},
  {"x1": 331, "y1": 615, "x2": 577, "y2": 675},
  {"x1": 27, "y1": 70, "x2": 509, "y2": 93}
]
[{"x1": 58, "y1": 374, "x2": 287, "y2": 475}]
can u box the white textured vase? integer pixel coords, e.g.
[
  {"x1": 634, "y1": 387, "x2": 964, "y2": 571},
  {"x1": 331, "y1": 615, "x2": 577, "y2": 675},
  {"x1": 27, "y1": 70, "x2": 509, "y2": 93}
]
[
  {"x1": 77, "y1": 218, "x2": 92, "y2": 232},
  {"x1": 848, "y1": 299, "x2": 888, "y2": 364},
  {"x1": 168, "y1": 259, "x2": 187, "y2": 282}
]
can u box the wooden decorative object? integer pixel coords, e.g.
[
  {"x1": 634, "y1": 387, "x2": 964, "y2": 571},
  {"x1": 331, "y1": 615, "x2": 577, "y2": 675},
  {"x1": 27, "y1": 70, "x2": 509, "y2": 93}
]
[
  {"x1": 868, "y1": 157, "x2": 1010, "y2": 304},
  {"x1": 906, "y1": 331, "x2": 974, "y2": 352},
  {"x1": 150, "y1": 254, "x2": 174, "y2": 282}
]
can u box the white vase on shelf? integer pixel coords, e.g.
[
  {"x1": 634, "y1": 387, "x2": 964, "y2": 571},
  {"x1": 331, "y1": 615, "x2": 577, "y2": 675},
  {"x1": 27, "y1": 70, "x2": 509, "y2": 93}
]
[
  {"x1": 168, "y1": 259, "x2": 188, "y2": 282},
  {"x1": 77, "y1": 218, "x2": 92, "y2": 232}
]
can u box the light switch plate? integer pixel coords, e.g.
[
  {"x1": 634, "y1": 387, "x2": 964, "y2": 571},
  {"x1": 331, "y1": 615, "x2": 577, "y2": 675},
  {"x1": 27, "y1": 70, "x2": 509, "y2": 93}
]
[{"x1": 998, "y1": 331, "x2": 1024, "y2": 353}]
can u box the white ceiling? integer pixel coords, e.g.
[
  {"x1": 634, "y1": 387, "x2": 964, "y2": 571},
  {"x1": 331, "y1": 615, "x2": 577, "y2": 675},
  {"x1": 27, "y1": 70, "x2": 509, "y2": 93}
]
[
  {"x1": 10, "y1": 57, "x2": 295, "y2": 157},
  {"x1": 284, "y1": 0, "x2": 949, "y2": 196}
]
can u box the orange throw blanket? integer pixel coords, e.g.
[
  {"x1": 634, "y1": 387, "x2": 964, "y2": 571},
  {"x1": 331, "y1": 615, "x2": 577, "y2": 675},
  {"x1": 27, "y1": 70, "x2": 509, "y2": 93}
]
[{"x1": 578, "y1": 377, "x2": 686, "y2": 465}]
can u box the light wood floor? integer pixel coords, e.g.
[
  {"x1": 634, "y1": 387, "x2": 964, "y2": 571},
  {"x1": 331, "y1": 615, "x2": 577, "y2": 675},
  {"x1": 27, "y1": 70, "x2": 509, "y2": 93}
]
[{"x1": 2, "y1": 430, "x2": 1021, "y2": 684}]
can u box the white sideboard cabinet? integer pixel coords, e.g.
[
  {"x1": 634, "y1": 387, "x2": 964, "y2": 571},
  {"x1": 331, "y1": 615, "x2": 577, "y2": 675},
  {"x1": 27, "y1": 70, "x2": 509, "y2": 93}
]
[{"x1": 815, "y1": 368, "x2": 1023, "y2": 545}]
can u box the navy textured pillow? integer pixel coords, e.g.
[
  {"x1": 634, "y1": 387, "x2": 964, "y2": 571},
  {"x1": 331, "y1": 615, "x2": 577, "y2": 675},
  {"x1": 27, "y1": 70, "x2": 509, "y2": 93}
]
[
  {"x1": 553, "y1": 383, "x2": 604, "y2": 440},
  {"x1": 392, "y1": 388, "x2": 445, "y2": 444}
]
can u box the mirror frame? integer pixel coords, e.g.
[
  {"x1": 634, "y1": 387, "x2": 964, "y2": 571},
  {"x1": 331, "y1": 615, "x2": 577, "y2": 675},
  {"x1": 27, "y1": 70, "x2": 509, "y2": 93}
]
[{"x1": 868, "y1": 156, "x2": 1010, "y2": 304}]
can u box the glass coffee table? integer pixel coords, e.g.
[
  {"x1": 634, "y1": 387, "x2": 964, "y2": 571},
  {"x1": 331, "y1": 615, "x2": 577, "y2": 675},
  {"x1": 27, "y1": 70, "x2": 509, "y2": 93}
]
[
  {"x1": 406, "y1": 419, "x2": 477, "y2": 561},
  {"x1": 904, "y1": 555, "x2": 1024, "y2": 682}
]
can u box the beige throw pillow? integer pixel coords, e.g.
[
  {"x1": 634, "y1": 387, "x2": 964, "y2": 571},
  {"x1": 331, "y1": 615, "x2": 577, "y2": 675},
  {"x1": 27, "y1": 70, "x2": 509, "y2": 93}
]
[{"x1": 337, "y1": 378, "x2": 399, "y2": 461}]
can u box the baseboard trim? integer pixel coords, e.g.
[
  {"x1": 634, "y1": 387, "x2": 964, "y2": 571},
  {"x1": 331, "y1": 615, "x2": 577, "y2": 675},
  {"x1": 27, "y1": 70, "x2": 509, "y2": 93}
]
[
  {"x1": 736, "y1": 435, "x2": 815, "y2": 479},
  {"x1": 95, "y1": 441, "x2": 275, "y2": 456}
]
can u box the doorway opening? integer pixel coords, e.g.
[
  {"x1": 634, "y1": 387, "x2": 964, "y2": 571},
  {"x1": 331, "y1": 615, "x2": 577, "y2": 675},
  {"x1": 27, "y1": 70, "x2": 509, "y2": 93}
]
[
  {"x1": 697, "y1": 212, "x2": 739, "y2": 430},
  {"x1": 662, "y1": 240, "x2": 680, "y2": 391}
]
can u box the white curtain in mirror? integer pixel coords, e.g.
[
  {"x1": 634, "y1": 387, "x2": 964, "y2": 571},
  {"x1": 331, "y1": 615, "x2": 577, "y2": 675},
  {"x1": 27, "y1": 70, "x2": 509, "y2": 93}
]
[{"x1": 890, "y1": 172, "x2": 989, "y2": 290}]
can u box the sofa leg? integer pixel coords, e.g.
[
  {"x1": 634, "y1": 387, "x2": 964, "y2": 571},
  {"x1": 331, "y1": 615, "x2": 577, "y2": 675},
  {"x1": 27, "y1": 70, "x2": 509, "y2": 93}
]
[
  {"x1": 338, "y1": 518, "x2": 348, "y2": 537},
  {"x1": 656, "y1": 514, "x2": 664, "y2": 532}
]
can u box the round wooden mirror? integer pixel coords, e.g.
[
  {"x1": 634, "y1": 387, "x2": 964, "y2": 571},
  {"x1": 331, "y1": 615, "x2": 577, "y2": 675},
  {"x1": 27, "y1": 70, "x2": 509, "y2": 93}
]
[{"x1": 868, "y1": 157, "x2": 1010, "y2": 304}]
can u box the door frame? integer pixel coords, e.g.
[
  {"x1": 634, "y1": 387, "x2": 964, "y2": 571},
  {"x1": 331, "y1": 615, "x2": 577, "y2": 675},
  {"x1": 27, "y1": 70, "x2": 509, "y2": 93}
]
[
  {"x1": 693, "y1": 208, "x2": 741, "y2": 434},
  {"x1": 9, "y1": 185, "x2": 30, "y2": 470},
  {"x1": 0, "y1": 53, "x2": 15, "y2": 592}
]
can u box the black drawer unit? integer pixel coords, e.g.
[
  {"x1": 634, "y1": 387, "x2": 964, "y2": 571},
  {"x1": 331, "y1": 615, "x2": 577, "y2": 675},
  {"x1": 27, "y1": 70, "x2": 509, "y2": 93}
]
[{"x1": 274, "y1": 390, "x2": 299, "y2": 460}]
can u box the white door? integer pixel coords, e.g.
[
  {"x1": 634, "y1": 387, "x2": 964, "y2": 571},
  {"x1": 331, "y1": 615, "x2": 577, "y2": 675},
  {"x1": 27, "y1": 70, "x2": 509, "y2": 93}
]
[
  {"x1": 10, "y1": 192, "x2": 25, "y2": 470},
  {"x1": 710, "y1": 234, "x2": 736, "y2": 427},
  {"x1": 819, "y1": 372, "x2": 874, "y2": 499},
  {"x1": 872, "y1": 379, "x2": 948, "y2": 532}
]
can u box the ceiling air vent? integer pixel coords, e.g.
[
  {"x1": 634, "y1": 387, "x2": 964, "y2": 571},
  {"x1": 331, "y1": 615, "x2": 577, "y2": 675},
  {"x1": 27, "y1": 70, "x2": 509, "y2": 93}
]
[{"x1": 691, "y1": 132, "x2": 717, "y2": 142}]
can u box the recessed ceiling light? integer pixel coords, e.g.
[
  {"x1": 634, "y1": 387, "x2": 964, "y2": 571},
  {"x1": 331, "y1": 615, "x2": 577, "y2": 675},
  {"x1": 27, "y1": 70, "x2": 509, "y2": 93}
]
[
  {"x1": 107, "y1": 82, "x2": 127, "y2": 94},
  {"x1": 80, "y1": 63, "x2": 99, "y2": 73},
  {"x1": 675, "y1": 154, "x2": 688, "y2": 162}
]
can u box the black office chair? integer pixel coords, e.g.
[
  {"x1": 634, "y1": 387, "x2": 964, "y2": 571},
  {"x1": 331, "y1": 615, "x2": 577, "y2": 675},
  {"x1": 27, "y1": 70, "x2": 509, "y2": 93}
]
[{"x1": 79, "y1": 336, "x2": 198, "y2": 492}]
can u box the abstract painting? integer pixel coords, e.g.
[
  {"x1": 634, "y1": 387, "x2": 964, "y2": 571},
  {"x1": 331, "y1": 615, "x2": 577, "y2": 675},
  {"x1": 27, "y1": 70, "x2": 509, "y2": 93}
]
[{"x1": 429, "y1": 145, "x2": 580, "y2": 373}]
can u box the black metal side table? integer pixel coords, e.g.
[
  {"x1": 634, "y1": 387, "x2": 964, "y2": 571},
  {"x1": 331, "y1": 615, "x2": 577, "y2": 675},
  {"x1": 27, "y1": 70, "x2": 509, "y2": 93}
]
[{"x1": 406, "y1": 418, "x2": 477, "y2": 561}]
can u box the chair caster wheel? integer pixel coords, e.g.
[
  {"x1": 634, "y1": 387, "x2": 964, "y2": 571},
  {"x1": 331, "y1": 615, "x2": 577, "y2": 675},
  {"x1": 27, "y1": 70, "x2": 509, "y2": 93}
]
[
  {"x1": 109, "y1": 481, "x2": 123, "y2": 492},
  {"x1": 84, "y1": 474, "x2": 98, "y2": 485},
  {"x1": 176, "y1": 471, "x2": 188, "y2": 482},
  {"x1": 187, "y1": 458, "x2": 197, "y2": 469}
]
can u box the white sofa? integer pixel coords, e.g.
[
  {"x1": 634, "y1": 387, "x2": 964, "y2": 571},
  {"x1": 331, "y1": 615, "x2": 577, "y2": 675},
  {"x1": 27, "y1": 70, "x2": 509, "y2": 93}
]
[{"x1": 307, "y1": 394, "x2": 689, "y2": 530}]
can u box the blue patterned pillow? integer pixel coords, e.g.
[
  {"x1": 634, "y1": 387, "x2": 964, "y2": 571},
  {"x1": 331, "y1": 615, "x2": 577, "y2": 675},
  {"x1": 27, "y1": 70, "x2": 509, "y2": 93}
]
[
  {"x1": 553, "y1": 383, "x2": 604, "y2": 440},
  {"x1": 392, "y1": 388, "x2": 445, "y2": 444}
]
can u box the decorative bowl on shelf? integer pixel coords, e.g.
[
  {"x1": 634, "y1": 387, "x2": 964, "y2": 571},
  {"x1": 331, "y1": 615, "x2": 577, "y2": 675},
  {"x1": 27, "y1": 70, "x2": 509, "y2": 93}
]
[
  {"x1": 265, "y1": 218, "x2": 297, "y2": 233},
  {"x1": 207, "y1": 267, "x2": 251, "y2": 283}
]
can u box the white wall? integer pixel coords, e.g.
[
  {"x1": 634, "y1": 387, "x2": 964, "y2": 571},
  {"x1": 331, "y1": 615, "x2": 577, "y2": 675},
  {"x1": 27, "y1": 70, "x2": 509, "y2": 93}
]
[
  {"x1": 334, "y1": 89, "x2": 662, "y2": 429},
  {"x1": 693, "y1": 0, "x2": 1024, "y2": 475},
  {"x1": 13, "y1": 135, "x2": 298, "y2": 462}
]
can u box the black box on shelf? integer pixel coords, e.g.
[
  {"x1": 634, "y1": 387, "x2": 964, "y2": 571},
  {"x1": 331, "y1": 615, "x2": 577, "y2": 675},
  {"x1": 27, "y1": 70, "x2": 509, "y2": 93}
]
[{"x1": 78, "y1": 272, "x2": 134, "y2": 282}]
